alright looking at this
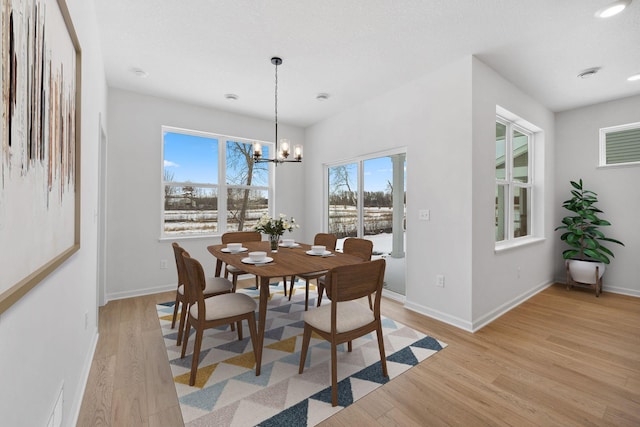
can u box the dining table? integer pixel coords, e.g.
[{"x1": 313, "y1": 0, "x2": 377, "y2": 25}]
[{"x1": 207, "y1": 240, "x2": 366, "y2": 375}]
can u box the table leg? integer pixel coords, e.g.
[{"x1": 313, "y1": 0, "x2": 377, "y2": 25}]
[{"x1": 255, "y1": 275, "x2": 270, "y2": 376}]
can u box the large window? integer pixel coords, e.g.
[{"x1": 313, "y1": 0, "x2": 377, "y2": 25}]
[
  {"x1": 162, "y1": 127, "x2": 270, "y2": 237},
  {"x1": 599, "y1": 122, "x2": 640, "y2": 167},
  {"x1": 327, "y1": 152, "x2": 406, "y2": 255},
  {"x1": 495, "y1": 117, "x2": 533, "y2": 243}
]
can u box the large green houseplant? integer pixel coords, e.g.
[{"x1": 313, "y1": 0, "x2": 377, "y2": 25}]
[{"x1": 555, "y1": 179, "x2": 624, "y2": 292}]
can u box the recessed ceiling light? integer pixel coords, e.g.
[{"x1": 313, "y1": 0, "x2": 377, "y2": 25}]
[
  {"x1": 224, "y1": 93, "x2": 239, "y2": 101},
  {"x1": 594, "y1": 0, "x2": 631, "y2": 18},
  {"x1": 316, "y1": 93, "x2": 330, "y2": 101},
  {"x1": 131, "y1": 67, "x2": 148, "y2": 78},
  {"x1": 628, "y1": 73, "x2": 640, "y2": 81},
  {"x1": 577, "y1": 67, "x2": 600, "y2": 79}
]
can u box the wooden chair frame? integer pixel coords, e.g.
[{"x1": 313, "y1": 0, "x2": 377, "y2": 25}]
[
  {"x1": 221, "y1": 231, "x2": 262, "y2": 291},
  {"x1": 288, "y1": 233, "x2": 337, "y2": 310},
  {"x1": 298, "y1": 259, "x2": 387, "y2": 406},
  {"x1": 181, "y1": 252, "x2": 258, "y2": 386},
  {"x1": 317, "y1": 237, "x2": 374, "y2": 307},
  {"x1": 171, "y1": 242, "x2": 233, "y2": 346}
]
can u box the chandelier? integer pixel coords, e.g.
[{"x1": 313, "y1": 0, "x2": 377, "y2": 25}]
[{"x1": 253, "y1": 57, "x2": 302, "y2": 165}]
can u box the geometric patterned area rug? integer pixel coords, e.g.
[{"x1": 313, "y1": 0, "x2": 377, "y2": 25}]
[{"x1": 156, "y1": 281, "x2": 447, "y2": 426}]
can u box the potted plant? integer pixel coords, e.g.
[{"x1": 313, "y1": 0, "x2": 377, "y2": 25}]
[{"x1": 555, "y1": 179, "x2": 624, "y2": 295}]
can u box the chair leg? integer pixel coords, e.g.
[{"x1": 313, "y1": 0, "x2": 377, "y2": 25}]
[
  {"x1": 283, "y1": 276, "x2": 287, "y2": 297},
  {"x1": 189, "y1": 328, "x2": 204, "y2": 386},
  {"x1": 331, "y1": 342, "x2": 338, "y2": 407},
  {"x1": 288, "y1": 276, "x2": 296, "y2": 301},
  {"x1": 171, "y1": 291, "x2": 180, "y2": 328},
  {"x1": 305, "y1": 278, "x2": 311, "y2": 311},
  {"x1": 176, "y1": 301, "x2": 189, "y2": 346},
  {"x1": 236, "y1": 321, "x2": 243, "y2": 340},
  {"x1": 246, "y1": 312, "x2": 259, "y2": 370},
  {"x1": 181, "y1": 318, "x2": 191, "y2": 359},
  {"x1": 232, "y1": 274, "x2": 238, "y2": 293},
  {"x1": 348, "y1": 341, "x2": 352, "y2": 352},
  {"x1": 317, "y1": 283, "x2": 325, "y2": 307},
  {"x1": 299, "y1": 325, "x2": 312, "y2": 374},
  {"x1": 376, "y1": 324, "x2": 388, "y2": 377}
]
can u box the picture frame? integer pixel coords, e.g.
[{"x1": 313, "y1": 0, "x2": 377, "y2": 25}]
[{"x1": 0, "y1": 0, "x2": 81, "y2": 314}]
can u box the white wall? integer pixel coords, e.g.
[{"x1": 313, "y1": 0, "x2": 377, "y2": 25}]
[
  {"x1": 105, "y1": 89, "x2": 305, "y2": 301},
  {"x1": 305, "y1": 56, "x2": 561, "y2": 331},
  {"x1": 0, "y1": 1, "x2": 107, "y2": 426},
  {"x1": 305, "y1": 57, "x2": 475, "y2": 329},
  {"x1": 555, "y1": 95, "x2": 640, "y2": 296},
  {"x1": 471, "y1": 58, "x2": 556, "y2": 329}
]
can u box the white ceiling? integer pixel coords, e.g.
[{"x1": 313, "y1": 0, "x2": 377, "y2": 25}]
[{"x1": 94, "y1": 0, "x2": 640, "y2": 127}]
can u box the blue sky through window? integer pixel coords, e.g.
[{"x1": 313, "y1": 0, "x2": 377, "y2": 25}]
[{"x1": 164, "y1": 132, "x2": 218, "y2": 183}]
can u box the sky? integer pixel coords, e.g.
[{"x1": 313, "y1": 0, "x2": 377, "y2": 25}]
[
  {"x1": 163, "y1": 132, "x2": 218, "y2": 183},
  {"x1": 164, "y1": 131, "x2": 402, "y2": 192},
  {"x1": 332, "y1": 157, "x2": 404, "y2": 193}
]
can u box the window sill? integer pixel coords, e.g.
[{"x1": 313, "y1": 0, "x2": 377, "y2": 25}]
[
  {"x1": 495, "y1": 236, "x2": 545, "y2": 253},
  {"x1": 158, "y1": 234, "x2": 221, "y2": 242}
]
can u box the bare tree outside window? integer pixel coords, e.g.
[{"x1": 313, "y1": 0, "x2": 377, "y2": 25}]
[
  {"x1": 162, "y1": 128, "x2": 271, "y2": 236},
  {"x1": 226, "y1": 141, "x2": 269, "y2": 231}
]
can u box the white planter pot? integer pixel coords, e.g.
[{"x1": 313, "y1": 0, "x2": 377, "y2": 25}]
[{"x1": 567, "y1": 259, "x2": 605, "y2": 285}]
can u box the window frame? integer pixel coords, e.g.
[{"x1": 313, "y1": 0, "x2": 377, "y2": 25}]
[
  {"x1": 160, "y1": 125, "x2": 273, "y2": 239},
  {"x1": 599, "y1": 121, "x2": 640, "y2": 168},
  {"x1": 495, "y1": 115, "x2": 534, "y2": 245},
  {"x1": 323, "y1": 147, "x2": 407, "y2": 240}
]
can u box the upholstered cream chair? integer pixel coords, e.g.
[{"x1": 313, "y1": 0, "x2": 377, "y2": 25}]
[
  {"x1": 298, "y1": 259, "x2": 387, "y2": 406},
  {"x1": 171, "y1": 242, "x2": 234, "y2": 346},
  {"x1": 316, "y1": 237, "x2": 373, "y2": 307},
  {"x1": 288, "y1": 233, "x2": 337, "y2": 310},
  {"x1": 181, "y1": 252, "x2": 258, "y2": 386}
]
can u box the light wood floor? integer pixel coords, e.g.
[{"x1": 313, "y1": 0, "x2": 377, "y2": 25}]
[{"x1": 77, "y1": 282, "x2": 640, "y2": 426}]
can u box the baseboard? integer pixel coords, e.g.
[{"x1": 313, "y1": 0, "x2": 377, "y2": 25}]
[
  {"x1": 602, "y1": 285, "x2": 640, "y2": 297},
  {"x1": 69, "y1": 329, "x2": 99, "y2": 427},
  {"x1": 404, "y1": 280, "x2": 555, "y2": 333},
  {"x1": 106, "y1": 283, "x2": 176, "y2": 303},
  {"x1": 471, "y1": 280, "x2": 554, "y2": 332},
  {"x1": 382, "y1": 289, "x2": 405, "y2": 304},
  {"x1": 404, "y1": 301, "x2": 473, "y2": 332}
]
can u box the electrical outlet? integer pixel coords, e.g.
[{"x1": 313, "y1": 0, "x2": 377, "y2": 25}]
[
  {"x1": 517, "y1": 267, "x2": 521, "y2": 279},
  {"x1": 436, "y1": 274, "x2": 445, "y2": 287},
  {"x1": 160, "y1": 259, "x2": 168, "y2": 269},
  {"x1": 84, "y1": 312, "x2": 89, "y2": 330},
  {"x1": 419, "y1": 209, "x2": 430, "y2": 221}
]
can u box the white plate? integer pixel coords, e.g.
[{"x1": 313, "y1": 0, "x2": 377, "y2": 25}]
[
  {"x1": 279, "y1": 243, "x2": 300, "y2": 248},
  {"x1": 306, "y1": 250, "x2": 332, "y2": 256},
  {"x1": 241, "y1": 256, "x2": 274, "y2": 264},
  {"x1": 221, "y1": 247, "x2": 248, "y2": 253}
]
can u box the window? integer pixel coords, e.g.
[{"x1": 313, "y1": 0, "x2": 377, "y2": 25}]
[
  {"x1": 326, "y1": 151, "x2": 406, "y2": 254},
  {"x1": 162, "y1": 127, "x2": 270, "y2": 237},
  {"x1": 495, "y1": 116, "x2": 533, "y2": 243},
  {"x1": 599, "y1": 122, "x2": 640, "y2": 167}
]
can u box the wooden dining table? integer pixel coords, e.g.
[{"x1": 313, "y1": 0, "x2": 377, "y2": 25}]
[{"x1": 207, "y1": 240, "x2": 366, "y2": 375}]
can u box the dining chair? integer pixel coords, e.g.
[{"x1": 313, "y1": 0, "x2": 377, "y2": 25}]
[
  {"x1": 181, "y1": 251, "x2": 258, "y2": 386},
  {"x1": 221, "y1": 231, "x2": 262, "y2": 291},
  {"x1": 316, "y1": 237, "x2": 373, "y2": 307},
  {"x1": 171, "y1": 242, "x2": 234, "y2": 346},
  {"x1": 298, "y1": 259, "x2": 387, "y2": 406},
  {"x1": 288, "y1": 233, "x2": 337, "y2": 310}
]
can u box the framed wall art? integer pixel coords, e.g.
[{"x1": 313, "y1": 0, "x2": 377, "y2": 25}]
[{"x1": 0, "y1": 0, "x2": 81, "y2": 314}]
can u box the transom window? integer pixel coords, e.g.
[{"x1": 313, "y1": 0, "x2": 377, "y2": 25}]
[
  {"x1": 495, "y1": 116, "x2": 533, "y2": 243},
  {"x1": 599, "y1": 122, "x2": 640, "y2": 167},
  {"x1": 162, "y1": 126, "x2": 271, "y2": 237}
]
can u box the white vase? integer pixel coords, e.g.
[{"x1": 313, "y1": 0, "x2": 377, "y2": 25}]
[{"x1": 567, "y1": 259, "x2": 605, "y2": 285}]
